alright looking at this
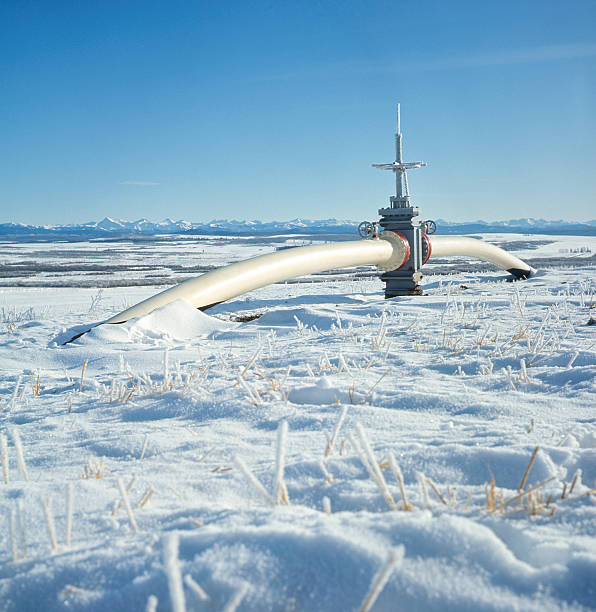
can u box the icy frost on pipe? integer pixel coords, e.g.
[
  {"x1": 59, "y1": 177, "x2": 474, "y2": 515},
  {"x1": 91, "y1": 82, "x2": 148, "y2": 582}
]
[
  {"x1": 428, "y1": 235, "x2": 533, "y2": 279},
  {"x1": 104, "y1": 234, "x2": 409, "y2": 324}
]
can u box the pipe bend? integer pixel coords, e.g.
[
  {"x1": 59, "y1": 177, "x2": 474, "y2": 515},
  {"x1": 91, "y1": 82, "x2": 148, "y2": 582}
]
[
  {"x1": 428, "y1": 235, "x2": 533, "y2": 279},
  {"x1": 104, "y1": 239, "x2": 398, "y2": 324}
]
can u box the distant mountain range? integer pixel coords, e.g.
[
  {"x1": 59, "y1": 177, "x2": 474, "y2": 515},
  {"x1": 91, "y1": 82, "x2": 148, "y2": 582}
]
[
  {"x1": 1, "y1": 216, "x2": 595, "y2": 238},
  {"x1": 435, "y1": 218, "x2": 596, "y2": 236}
]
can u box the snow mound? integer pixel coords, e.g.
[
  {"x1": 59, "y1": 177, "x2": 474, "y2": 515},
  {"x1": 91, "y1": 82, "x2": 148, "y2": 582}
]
[
  {"x1": 288, "y1": 376, "x2": 366, "y2": 405},
  {"x1": 256, "y1": 306, "x2": 336, "y2": 329},
  {"x1": 85, "y1": 299, "x2": 237, "y2": 344}
]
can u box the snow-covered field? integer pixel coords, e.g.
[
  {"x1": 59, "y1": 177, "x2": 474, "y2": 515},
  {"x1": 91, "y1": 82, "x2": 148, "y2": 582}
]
[{"x1": 0, "y1": 235, "x2": 595, "y2": 611}]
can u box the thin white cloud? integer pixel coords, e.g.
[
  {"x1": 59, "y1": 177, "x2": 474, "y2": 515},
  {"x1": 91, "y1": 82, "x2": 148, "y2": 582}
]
[
  {"x1": 408, "y1": 42, "x2": 596, "y2": 71},
  {"x1": 119, "y1": 180, "x2": 160, "y2": 186},
  {"x1": 242, "y1": 41, "x2": 596, "y2": 82}
]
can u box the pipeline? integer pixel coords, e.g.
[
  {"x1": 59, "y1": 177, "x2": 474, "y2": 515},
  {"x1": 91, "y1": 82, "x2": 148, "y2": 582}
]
[
  {"x1": 428, "y1": 235, "x2": 533, "y2": 279},
  {"x1": 100, "y1": 233, "x2": 532, "y2": 327},
  {"x1": 104, "y1": 232, "x2": 408, "y2": 324}
]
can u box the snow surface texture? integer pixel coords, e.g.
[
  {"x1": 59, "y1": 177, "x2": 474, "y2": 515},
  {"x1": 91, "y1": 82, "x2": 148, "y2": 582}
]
[{"x1": 0, "y1": 238, "x2": 595, "y2": 611}]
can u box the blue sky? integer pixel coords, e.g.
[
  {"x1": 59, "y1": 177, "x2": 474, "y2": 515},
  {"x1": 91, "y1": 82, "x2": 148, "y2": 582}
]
[{"x1": 1, "y1": 0, "x2": 595, "y2": 224}]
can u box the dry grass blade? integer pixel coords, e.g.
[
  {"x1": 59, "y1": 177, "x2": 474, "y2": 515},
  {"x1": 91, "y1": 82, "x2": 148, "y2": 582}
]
[
  {"x1": 233, "y1": 456, "x2": 275, "y2": 507},
  {"x1": 388, "y1": 453, "x2": 412, "y2": 511},
  {"x1": 163, "y1": 533, "x2": 186, "y2": 612},
  {"x1": 210, "y1": 466, "x2": 233, "y2": 473},
  {"x1": 42, "y1": 499, "x2": 59, "y2": 553},
  {"x1": 319, "y1": 460, "x2": 334, "y2": 484},
  {"x1": 60, "y1": 585, "x2": 91, "y2": 600},
  {"x1": 112, "y1": 476, "x2": 136, "y2": 515},
  {"x1": 568, "y1": 472, "x2": 579, "y2": 496},
  {"x1": 117, "y1": 477, "x2": 139, "y2": 533},
  {"x1": 425, "y1": 477, "x2": 448, "y2": 505},
  {"x1": 31, "y1": 372, "x2": 40, "y2": 397},
  {"x1": 81, "y1": 457, "x2": 106, "y2": 480},
  {"x1": 503, "y1": 477, "x2": 556, "y2": 508},
  {"x1": 139, "y1": 434, "x2": 149, "y2": 460},
  {"x1": 448, "y1": 486, "x2": 457, "y2": 507},
  {"x1": 239, "y1": 348, "x2": 261, "y2": 380},
  {"x1": 354, "y1": 424, "x2": 396, "y2": 511},
  {"x1": 417, "y1": 472, "x2": 431, "y2": 509},
  {"x1": 484, "y1": 476, "x2": 498, "y2": 513},
  {"x1": 145, "y1": 595, "x2": 158, "y2": 612},
  {"x1": 365, "y1": 370, "x2": 389, "y2": 401},
  {"x1": 196, "y1": 448, "x2": 215, "y2": 464},
  {"x1": 325, "y1": 405, "x2": 348, "y2": 457},
  {"x1": 9, "y1": 507, "x2": 18, "y2": 561},
  {"x1": 1, "y1": 434, "x2": 10, "y2": 484},
  {"x1": 184, "y1": 574, "x2": 210, "y2": 602},
  {"x1": 12, "y1": 430, "x2": 29, "y2": 482},
  {"x1": 274, "y1": 421, "x2": 289, "y2": 505},
  {"x1": 237, "y1": 376, "x2": 261, "y2": 406},
  {"x1": 519, "y1": 446, "x2": 539, "y2": 491},
  {"x1": 358, "y1": 548, "x2": 404, "y2": 612},
  {"x1": 138, "y1": 488, "x2": 155, "y2": 508},
  {"x1": 79, "y1": 360, "x2": 87, "y2": 393},
  {"x1": 222, "y1": 583, "x2": 248, "y2": 612}
]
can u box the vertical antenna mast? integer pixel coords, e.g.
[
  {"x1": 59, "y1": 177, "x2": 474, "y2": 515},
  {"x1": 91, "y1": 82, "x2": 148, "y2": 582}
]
[
  {"x1": 395, "y1": 104, "x2": 403, "y2": 199},
  {"x1": 372, "y1": 105, "x2": 425, "y2": 209}
]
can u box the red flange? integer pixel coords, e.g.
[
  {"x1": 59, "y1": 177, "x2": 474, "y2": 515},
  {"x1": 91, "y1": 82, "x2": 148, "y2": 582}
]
[
  {"x1": 390, "y1": 231, "x2": 410, "y2": 270},
  {"x1": 421, "y1": 232, "x2": 432, "y2": 265}
]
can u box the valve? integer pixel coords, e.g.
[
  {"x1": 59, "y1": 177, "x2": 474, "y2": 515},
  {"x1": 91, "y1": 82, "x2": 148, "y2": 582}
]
[
  {"x1": 358, "y1": 221, "x2": 379, "y2": 239},
  {"x1": 420, "y1": 219, "x2": 437, "y2": 234}
]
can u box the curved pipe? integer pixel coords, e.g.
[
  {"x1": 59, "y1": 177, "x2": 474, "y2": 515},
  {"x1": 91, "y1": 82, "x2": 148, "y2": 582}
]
[
  {"x1": 105, "y1": 235, "x2": 408, "y2": 324},
  {"x1": 91, "y1": 233, "x2": 532, "y2": 330},
  {"x1": 428, "y1": 235, "x2": 533, "y2": 279}
]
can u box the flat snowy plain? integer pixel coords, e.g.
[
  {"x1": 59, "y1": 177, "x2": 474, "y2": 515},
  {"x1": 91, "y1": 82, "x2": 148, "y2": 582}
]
[{"x1": 0, "y1": 233, "x2": 595, "y2": 611}]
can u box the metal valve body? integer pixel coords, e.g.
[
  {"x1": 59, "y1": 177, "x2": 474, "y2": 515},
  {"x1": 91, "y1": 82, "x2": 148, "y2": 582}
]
[{"x1": 371, "y1": 104, "x2": 431, "y2": 297}]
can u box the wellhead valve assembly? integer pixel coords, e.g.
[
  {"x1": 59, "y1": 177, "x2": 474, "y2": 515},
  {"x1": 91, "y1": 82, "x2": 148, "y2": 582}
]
[{"x1": 360, "y1": 103, "x2": 436, "y2": 297}]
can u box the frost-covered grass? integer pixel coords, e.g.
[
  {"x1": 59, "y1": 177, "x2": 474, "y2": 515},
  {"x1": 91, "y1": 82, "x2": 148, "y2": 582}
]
[{"x1": 0, "y1": 242, "x2": 595, "y2": 611}]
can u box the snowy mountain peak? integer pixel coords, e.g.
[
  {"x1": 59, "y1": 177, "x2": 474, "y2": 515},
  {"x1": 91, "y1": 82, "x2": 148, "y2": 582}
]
[{"x1": 1, "y1": 217, "x2": 595, "y2": 237}]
